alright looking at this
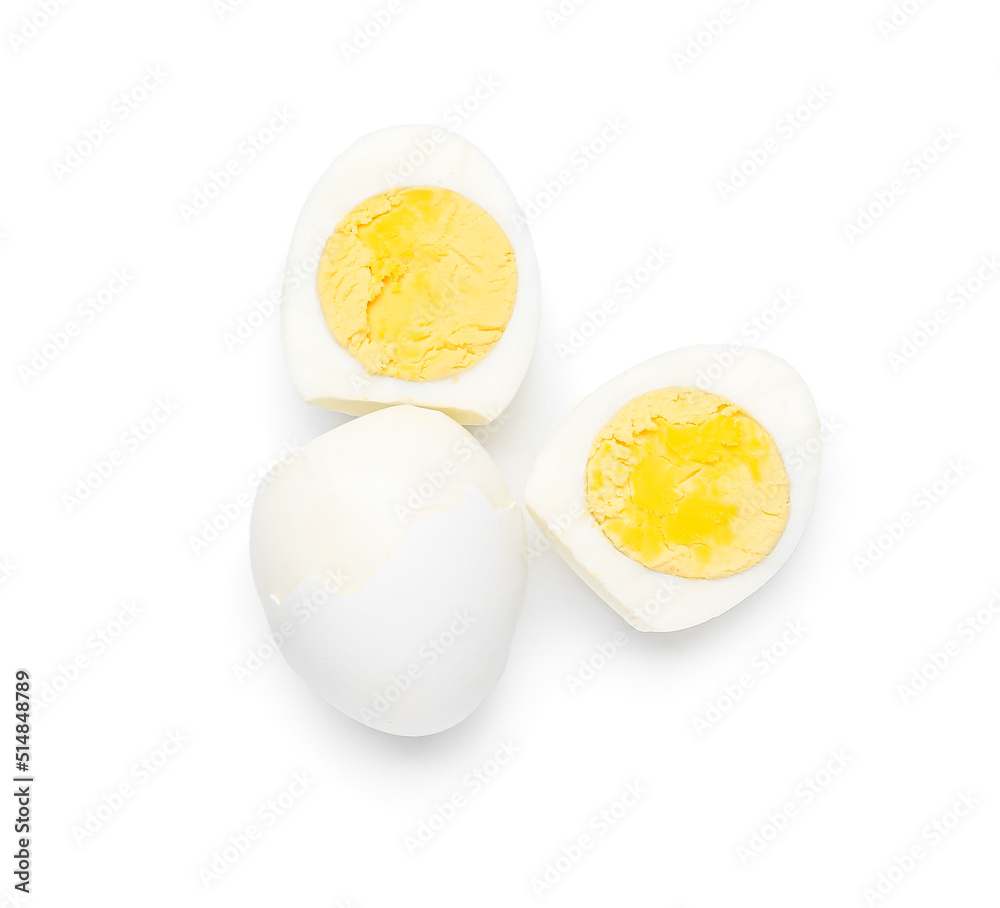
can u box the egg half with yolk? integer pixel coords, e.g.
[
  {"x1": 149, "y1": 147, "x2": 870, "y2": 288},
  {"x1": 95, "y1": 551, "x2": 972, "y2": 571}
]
[
  {"x1": 282, "y1": 126, "x2": 539, "y2": 425},
  {"x1": 525, "y1": 346, "x2": 821, "y2": 632}
]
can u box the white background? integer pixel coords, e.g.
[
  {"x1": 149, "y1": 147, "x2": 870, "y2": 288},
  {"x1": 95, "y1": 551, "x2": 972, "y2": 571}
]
[{"x1": 3, "y1": 0, "x2": 999, "y2": 905}]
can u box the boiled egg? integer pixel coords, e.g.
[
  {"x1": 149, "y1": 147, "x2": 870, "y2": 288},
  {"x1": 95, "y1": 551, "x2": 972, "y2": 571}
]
[
  {"x1": 282, "y1": 125, "x2": 540, "y2": 425},
  {"x1": 525, "y1": 346, "x2": 821, "y2": 632},
  {"x1": 249, "y1": 405, "x2": 527, "y2": 736}
]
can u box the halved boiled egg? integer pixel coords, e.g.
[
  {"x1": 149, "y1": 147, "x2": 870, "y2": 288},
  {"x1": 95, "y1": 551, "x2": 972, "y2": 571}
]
[
  {"x1": 282, "y1": 126, "x2": 540, "y2": 425},
  {"x1": 525, "y1": 346, "x2": 821, "y2": 632}
]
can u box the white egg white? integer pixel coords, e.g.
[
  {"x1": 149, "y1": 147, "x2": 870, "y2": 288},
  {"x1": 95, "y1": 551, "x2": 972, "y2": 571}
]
[
  {"x1": 250, "y1": 405, "x2": 527, "y2": 736},
  {"x1": 282, "y1": 125, "x2": 540, "y2": 425},
  {"x1": 525, "y1": 346, "x2": 822, "y2": 632}
]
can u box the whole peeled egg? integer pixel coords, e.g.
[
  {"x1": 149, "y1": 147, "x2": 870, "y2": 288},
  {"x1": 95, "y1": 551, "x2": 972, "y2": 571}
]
[
  {"x1": 249, "y1": 405, "x2": 527, "y2": 736},
  {"x1": 282, "y1": 125, "x2": 540, "y2": 425},
  {"x1": 526, "y1": 346, "x2": 821, "y2": 632}
]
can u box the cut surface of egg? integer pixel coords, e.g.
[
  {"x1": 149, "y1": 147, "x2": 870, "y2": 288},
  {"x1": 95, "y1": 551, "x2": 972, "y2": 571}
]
[
  {"x1": 282, "y1": 126, "x2": 539, "y2": 425},
  {"x1": 526, "y1": 346, "x2": 821, "y2": 632},
  {"x1": 249, "y1": 405, "x2": 527, "y2": 736}
]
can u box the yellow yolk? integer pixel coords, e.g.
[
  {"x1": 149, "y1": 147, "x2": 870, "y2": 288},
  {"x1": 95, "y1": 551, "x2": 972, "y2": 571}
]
[
  {"x1": 585, "y1": 387, "x2": 790, "y2": 580},
  {"x1": 316, "y1": 187, "x2": 518, "y2": 381}
]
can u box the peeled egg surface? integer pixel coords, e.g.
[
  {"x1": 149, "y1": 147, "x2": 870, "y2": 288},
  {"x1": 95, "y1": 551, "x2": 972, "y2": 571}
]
[
  {"x1": 249, "y1": 405, "x2": 527, "y2": 736},
  {"x1": 282, "y1": 125, "x2": 540, "y2": 425},
  {"x1": 525, "y1": 346, "x2": 821, "y2": 632}
]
